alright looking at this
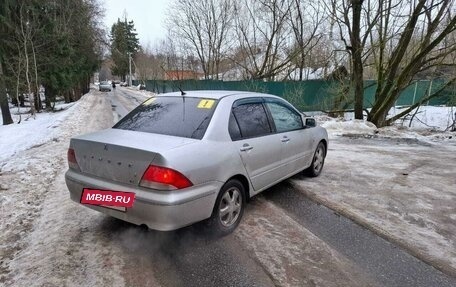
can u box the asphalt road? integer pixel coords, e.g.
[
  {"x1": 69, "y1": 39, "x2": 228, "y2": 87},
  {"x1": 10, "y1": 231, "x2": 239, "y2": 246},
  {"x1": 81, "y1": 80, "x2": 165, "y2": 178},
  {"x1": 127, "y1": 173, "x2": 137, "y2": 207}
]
[
  {"x1": 262, "y1": 181, "x2": 456, "y2": 287},
  {"x1": 99, "y1": 88, "x2": 456, "y2": 287}
]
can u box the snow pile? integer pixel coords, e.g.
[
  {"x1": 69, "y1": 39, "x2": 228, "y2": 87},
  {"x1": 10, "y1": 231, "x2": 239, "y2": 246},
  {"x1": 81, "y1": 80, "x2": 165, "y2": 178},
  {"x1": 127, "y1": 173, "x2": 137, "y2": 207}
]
[
  {"x1": 0, "y1": 90, "x2": 125, "y2": 286},
  {"x1": 316, "y1": 106, "x2": 456, "y2": 142},
  {"x1": 320, "y1": 118, "x2": 377, "y2": 137},
  {"x1": 125, "y1": 86, "x2": 155, "y2": 98},
  {"x1": 0, "y1": 102, "x2": 77, "y2": 164},
  {"x1": 390, "y1": 106, "x2": 455, "y2": 131}
]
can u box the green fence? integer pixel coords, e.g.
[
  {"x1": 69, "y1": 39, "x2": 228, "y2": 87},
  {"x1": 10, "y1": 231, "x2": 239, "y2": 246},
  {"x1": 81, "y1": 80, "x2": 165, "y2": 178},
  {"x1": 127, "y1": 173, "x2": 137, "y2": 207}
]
[{"x1": 133, "y1": 79, "x2": 454, "y2": 112}]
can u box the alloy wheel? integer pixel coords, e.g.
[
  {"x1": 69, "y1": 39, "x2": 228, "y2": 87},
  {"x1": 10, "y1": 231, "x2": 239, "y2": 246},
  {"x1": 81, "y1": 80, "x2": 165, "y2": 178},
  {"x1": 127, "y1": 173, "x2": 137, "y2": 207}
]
[
  {"x1": 219, "y1": 187, "x2": 242, "y2": 227},
  {"x1": 313, "y1": 145, "x2": 324, "y2": 172}
]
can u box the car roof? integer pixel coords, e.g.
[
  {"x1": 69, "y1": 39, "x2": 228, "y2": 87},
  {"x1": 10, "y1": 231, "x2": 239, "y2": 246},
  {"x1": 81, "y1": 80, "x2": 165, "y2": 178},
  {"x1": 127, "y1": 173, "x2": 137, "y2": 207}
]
[{"x1": 158, "y1": 90, "x2": 278, "y2": 100}]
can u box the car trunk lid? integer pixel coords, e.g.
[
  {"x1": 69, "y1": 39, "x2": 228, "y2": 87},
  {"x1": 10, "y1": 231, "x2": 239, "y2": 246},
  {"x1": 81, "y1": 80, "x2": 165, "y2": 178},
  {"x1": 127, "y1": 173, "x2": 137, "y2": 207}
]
[{"x1": 70, "y1": 129, "x2": 197, "y2": 186}]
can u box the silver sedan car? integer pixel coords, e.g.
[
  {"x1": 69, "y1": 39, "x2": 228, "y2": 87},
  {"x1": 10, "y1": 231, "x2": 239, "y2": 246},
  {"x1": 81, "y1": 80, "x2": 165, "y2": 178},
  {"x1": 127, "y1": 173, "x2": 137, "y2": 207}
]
[
  {"x1": 65, "y1": 91, "x2": 328, "y2": 235},
  {"x1": 99, "y1": 81, "x2": 111, "y2": 92}
]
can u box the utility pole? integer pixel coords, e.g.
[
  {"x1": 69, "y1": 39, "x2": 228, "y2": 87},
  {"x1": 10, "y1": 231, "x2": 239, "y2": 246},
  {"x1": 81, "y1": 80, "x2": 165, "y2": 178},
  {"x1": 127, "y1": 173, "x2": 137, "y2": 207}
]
[{"x1": 128, "y1": 52, "x2": 132, "y2": 86}]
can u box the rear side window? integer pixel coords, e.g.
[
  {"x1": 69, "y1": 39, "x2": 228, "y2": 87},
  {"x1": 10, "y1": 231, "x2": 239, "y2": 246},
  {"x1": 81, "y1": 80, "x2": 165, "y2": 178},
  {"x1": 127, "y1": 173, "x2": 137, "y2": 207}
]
[
  {"x1": 232, "y1": 101, "x2": 272, "y2": 139},
  {"x1": 228, "y1": 112, "x2": 242, "y2": 141},
  {"x1": 113, "y1": 97, "x2": 217, "y2": 139}
]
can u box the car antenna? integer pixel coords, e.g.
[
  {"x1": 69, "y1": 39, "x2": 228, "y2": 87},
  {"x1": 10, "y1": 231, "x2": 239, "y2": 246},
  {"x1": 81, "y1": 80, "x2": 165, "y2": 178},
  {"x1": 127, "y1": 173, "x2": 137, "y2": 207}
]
[{"x1": 178, "y1": 86, "x2": 186, "y2": 96}]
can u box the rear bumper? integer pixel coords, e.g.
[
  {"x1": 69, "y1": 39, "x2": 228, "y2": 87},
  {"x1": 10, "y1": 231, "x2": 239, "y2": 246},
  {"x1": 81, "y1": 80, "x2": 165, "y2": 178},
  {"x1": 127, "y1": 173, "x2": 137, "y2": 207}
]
[{"x1": 65, "y1": 169, "x2": 221, "y2": 231}]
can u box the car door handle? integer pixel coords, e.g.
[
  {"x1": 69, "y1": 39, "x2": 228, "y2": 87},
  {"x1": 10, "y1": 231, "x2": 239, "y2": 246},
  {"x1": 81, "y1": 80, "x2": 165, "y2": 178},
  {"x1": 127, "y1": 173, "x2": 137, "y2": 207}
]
[
  {"x1": 281, "y1": 136, "x2": 290, "y2": 143},
  {"x1": 240, "y1": 144, "x2": 253, "y2": 152}
]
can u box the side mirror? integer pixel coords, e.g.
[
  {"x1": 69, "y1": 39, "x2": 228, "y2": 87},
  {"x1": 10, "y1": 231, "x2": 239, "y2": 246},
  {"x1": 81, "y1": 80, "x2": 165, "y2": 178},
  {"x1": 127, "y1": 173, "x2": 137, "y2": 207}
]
[{"x1": 305, "y1": 118, "x2": 316, "y2": 127}]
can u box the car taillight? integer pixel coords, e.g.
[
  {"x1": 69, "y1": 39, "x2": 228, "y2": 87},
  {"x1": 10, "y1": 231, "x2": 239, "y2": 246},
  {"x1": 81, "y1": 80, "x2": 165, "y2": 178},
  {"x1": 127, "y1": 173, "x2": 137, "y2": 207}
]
[
  {"x1": 67, "y1": 148, "x2": 80, "y2": 171},
  {"x1": 140, "y1": 165, "x2": 193, "y2": 190}
]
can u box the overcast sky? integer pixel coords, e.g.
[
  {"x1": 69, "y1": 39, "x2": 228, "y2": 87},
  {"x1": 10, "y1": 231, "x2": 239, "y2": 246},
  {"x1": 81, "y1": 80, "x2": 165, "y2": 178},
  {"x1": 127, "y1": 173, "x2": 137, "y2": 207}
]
[{"x1": 102, "y1": 0, "x2": 169, "y2": 47}]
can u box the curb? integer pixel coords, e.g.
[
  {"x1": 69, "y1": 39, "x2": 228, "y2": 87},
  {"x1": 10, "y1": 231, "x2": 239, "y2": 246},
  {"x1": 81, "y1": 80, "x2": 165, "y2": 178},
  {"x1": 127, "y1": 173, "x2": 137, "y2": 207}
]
[{"x1": 290, "y1": 181, "x2": 456, "y2": 279}]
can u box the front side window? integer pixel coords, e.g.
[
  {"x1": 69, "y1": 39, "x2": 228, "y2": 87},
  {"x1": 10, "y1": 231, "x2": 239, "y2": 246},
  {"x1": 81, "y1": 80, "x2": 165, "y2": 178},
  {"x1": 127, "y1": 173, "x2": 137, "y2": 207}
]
[
  {"x1": 265, "y1": 100, "x2": 303, "y2": 132},
  {"x1": 113, "y1": 97, "x2": 217, "y2": 139},
  {"x1": 232, "y1": 101, "x2": 271, "y2": 139}
]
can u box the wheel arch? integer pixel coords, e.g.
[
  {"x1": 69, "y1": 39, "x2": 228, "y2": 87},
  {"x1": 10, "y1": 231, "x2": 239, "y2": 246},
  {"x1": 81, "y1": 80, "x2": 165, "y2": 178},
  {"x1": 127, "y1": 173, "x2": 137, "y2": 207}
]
[
  {"x1": 226, "y1": 174, "x2": 251, "y2": 202},
  {"x1": 319, "y1": 139, "x2": 328, "y2": 156}
]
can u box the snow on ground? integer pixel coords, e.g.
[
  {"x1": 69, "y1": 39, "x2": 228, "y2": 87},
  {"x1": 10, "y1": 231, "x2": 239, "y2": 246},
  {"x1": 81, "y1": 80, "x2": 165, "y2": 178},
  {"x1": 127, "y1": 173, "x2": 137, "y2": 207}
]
[
  {"x1": 1, "y1": 87, "x2": 377, "y2": 287},
  {"x1": 291, "y1": 138, "x2": 456, "y2": 276},
  {"x1": 1, "y1": 92, "x2": 455, "y2": 283},
  {"x1": 0, "y1": 102, "x2": 76, "y2": 164},
  {"x1": 0, "y1": 89, "x2": 146, "y2": 286},
  {"x1": 323, "y1": 105, "x2": 456, "y2": 132},
  {"x1": 317, "y1": 106, "x2": 456, "y2": 144},
  {"x1": 294, "y1": 105, "x2": 456, "y2": 276},
  {"x1": 125, "y1": 86, "x2": 156, "y2": 98},
  {"x1": 391, "y1": 106, "x2": 456, "y2": 131},
  {"x1": 320, "y1": 118, "x2": 378, "y2": 137}
]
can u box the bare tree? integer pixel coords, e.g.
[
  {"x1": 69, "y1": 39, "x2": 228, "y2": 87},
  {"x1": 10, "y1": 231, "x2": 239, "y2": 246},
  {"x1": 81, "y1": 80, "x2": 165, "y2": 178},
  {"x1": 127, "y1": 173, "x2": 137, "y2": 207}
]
[
  {"x1": 135, "y1": 44, "x2": 165, "y2": 82},
  {"x1": 328, "y1": 0, "x2": 456, "y2": 126},
  {"x1": 368, "y1": 0, "x2": 456, "y2": 127},
  {"x1": 327, "y1": 0, "x2": 383, "y2": 119},
  {"x1": 5, "y1": 43, "x2": 26, "y2": 122},
  {"x1": 288, "y1": 0, "x2": 328, "y2": 80},
  {"x1": 232, "y1": 0, "x2": 293, "y2": 80},
  {"x1": 166, "y1": 0, "x2": 234, "y2": 79},
  {"x1": 19, "y1": 2, "x2": 36, "y2": 117},
  {"x1": 158, "y1": 35, "x2": 185, "y2": 79}
]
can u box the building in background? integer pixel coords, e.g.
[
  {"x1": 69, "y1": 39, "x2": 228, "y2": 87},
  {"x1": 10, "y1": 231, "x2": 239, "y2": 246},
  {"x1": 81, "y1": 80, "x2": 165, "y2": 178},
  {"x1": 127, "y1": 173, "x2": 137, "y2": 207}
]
[{"x1": 164, "y1": 70, "x2": 204, "y2": 80}]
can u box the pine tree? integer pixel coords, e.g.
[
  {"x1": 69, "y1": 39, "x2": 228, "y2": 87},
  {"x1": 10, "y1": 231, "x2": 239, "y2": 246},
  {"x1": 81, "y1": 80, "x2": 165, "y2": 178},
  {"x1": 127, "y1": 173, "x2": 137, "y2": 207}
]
[
  {"x1": 1, "y1": 0, "x2": 103, "y2": 110},
  {"x1": 110, "y1": 17, "x2": 140, "y2": 81}
]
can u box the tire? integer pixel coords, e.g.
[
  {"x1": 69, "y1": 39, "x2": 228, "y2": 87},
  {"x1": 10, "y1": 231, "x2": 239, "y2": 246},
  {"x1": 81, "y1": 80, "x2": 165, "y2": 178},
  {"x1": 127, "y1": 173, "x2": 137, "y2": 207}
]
[
  {"x1": 207, "y1": 179, "x2": 245, "y2": 237},
  {"x1": 305, "y1": 141, "x2": 326, "y2": 177}
]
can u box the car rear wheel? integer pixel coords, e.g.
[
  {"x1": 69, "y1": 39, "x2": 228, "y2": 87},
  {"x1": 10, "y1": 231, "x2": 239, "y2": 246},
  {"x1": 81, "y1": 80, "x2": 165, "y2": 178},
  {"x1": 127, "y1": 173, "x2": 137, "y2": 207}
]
[
  {"x1": 208, "y1": 179, "x2": 245, "y2": 236},
  {"x1": 306, "y1": 141, "x2": 326, "y2": 177}
]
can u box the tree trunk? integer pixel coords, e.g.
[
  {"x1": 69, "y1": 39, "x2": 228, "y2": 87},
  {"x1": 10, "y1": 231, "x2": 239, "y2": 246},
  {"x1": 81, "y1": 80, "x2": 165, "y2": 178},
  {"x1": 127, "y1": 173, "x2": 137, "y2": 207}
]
[
  {"x1": 43, "y1": 84, "x2": 54, "y2": 110},
  {"x1": 64, "y1": 91, "x2": 70, "y2": 103},
  {"x1": 84, "y1": 74, "x2": 90, "y2": 94},
  {"x1": 351, "y1": 60, "x2": 364, "y2": 119},
  {"x1": 369, "y1": 108, "x2": 389, "y2": 127},
  {"x1": 32, "y1": 41, "x2": 41, "y2": 112},
  {"x1": 351, "y1": 0, "x2": 364, "y2": 120},
  {"x1": 34, "y1": 86, "x2": 42, "y2": 111},
  {"x1": 0, "y1": 60, "x2": 14, "y2": 125},
  {"x1": 20, "y1": 10, "x2": 36, "y2": 118}
]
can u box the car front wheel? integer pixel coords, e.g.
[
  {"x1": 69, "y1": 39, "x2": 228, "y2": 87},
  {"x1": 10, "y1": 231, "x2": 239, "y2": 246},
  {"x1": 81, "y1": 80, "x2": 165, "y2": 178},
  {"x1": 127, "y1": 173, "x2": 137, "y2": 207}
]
[
  {"x1": 208, "y1": 179, "x2": 245, "y2": 236},
  {"x1": 306, "y1": 141, "x2": 326, "y2": 177}
]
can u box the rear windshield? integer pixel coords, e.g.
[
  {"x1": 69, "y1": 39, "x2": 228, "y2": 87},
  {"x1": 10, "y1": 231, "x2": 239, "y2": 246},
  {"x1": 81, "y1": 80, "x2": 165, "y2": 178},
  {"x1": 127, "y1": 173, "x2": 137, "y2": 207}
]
[{"x1": 113, "y1": 96, "x2": 217, "y2": 139}]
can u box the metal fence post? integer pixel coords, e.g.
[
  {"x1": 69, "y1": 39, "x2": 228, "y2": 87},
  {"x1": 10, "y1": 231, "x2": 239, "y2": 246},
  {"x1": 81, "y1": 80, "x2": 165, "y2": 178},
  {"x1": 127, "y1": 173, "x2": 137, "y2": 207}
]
[{"x1": 412, "y1": 81, "x2": 418, "y2": 105}]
